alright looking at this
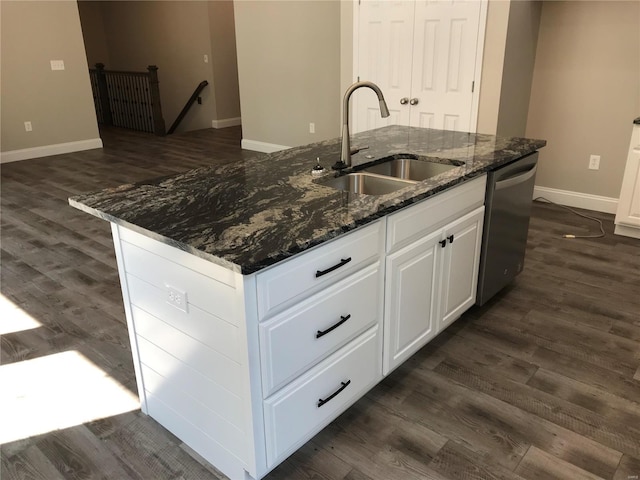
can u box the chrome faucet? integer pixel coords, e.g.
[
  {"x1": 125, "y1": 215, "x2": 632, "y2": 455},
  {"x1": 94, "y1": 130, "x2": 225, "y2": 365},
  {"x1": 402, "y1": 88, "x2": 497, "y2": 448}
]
[{"x1": 333, "y1": 81, "x2": 390, "y2": 170}]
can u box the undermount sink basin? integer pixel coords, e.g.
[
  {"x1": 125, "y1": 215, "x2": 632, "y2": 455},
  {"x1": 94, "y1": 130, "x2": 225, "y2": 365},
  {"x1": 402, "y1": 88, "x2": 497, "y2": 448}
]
[
  {"x1": 320, "y1": 172, "x2": 415, "y2": 195},
  {"x1": 363, "y1": 156, "x2": 460, "y2": 181}
]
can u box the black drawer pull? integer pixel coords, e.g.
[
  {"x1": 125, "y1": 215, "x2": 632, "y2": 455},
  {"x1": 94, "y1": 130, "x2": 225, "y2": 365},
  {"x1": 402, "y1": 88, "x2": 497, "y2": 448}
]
[
  {"x1": 315, "y1": 257, "x2": 352, "y2": 277},
  {"x1": 439, "y1": 239, "x2": 447, "y2": 248},
  {"x1": 316, "y1": 314, "x2": 351, "y2": 339},
  {"x1": 317, "y1": 380, "x2": 351, "y2": 408},
  {"x1": 448, "y1": 234, "x2": 454, "y2": 244}
]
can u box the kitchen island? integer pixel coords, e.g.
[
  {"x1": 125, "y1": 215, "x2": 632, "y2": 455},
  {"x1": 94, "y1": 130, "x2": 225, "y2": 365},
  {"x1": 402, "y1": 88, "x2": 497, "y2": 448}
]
[{"x1": 70, "y1": 125, "x2": 546, "y2": 480}]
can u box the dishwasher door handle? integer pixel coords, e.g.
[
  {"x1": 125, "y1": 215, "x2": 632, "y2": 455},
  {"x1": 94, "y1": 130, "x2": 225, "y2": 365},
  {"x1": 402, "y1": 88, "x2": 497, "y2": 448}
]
[{"x1": 495, "y1": 163, "x2": 537, "y2": 191}]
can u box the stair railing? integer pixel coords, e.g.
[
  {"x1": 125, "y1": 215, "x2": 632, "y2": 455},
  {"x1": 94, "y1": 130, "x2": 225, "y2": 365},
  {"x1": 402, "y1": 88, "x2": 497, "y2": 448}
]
[{"x1": 89, "y1": 63, "x2": 166, "y2": 136}]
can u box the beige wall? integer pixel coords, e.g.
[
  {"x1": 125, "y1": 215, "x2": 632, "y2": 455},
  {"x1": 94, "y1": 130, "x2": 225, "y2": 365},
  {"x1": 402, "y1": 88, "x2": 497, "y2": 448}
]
[
  {"x1": 340, "y1": 1, "x2": 355, "y2": 115},
  {"x1": 0, "y1": 1, "x2": 99, "y2": 153},
  {"x1": 496, "y1": 0, "x2": 541, "y2": 138},
  {"x1": 526, "y1": 1, "x2": 640, "y2": 199},
  {"x1": 476, "y1": 0, "x2": 510, "y2": 135},
  {"x1": 87, "y1": 1, "x2": 216, "y2": 134},
  {"x1": 234, "y1": 1, "x2": 341, "y2": 148},
  {"x1": 208, "y1": 1, "x2": 241, "y2": 122},
  {"x1": 476, "y1": 0, "x2": 541, "y2": 137},
  {"x1": 76, "y1": 1, "x2": 110, "y2": 68}
]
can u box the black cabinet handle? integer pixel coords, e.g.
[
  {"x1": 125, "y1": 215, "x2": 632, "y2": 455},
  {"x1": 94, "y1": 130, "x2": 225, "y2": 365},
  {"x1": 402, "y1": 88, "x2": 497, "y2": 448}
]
[
  {"x1": 317, "y1": 380, "x2": 351, "y2": 408},
  {"x1": 448, "y1": 234, "x2": 454, "y2": 243},
  {"x1": 316, "y1": 257, "x2": 352, "y2": 277},
  {"x1": 439, "y1": 239, "x2": 447, "y2": 248},
  {"x1": 316, "y1": 314, "x2": 351, "y2": 339}
]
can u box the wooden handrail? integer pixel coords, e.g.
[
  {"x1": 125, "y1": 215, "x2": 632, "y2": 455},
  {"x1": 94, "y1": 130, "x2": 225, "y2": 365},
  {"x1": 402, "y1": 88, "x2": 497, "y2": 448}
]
[{"x1": 167, "y1": 80, "x2": 209, "y2": 135}]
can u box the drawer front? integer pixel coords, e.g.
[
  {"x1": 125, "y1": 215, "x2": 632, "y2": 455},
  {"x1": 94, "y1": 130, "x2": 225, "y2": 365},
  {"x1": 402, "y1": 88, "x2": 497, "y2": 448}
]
[
  {"x1": 263, "y1": 327, "x2": 381, "y2": 468},
  {"x1": 387, "y1": 175, "x2": 486, "y2": 253},
  {"x1": 259, "y1": 263, "x2": 381, "y2": 397},
  {"x1": 256, "y1": 221, "x2": 383, "y2": 320}
]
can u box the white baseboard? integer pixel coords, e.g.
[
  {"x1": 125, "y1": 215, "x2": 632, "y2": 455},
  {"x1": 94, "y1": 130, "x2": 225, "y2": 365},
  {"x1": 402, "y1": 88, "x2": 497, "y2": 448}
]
[
  {"x1": 0, "y1": 138, "x2": 103, "y2": 163},
  {"x1": 211, "y1": 117, "x2": 241, "y2": 129},
  {"x1": 241, "y1": 139, "x2": 290, "y2": 153},
  {"x1": 614, "y1": 224, "x2": 640, "y2": 239},
  {"x1": 533, "y1": 185, "x2": 618, "y2": 214}
]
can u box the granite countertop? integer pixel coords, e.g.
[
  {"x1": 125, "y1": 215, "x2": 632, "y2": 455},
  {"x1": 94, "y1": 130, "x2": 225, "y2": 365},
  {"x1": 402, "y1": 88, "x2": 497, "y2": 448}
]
[{"x1": 69, "y1": 125, "x2": 546, "y2": 274}]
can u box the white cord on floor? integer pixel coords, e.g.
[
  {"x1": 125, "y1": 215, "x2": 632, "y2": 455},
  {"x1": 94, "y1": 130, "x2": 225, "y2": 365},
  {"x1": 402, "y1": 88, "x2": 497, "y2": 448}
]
[{"x1": 534, "y1": 197, "x2": 606, "y2": 239}]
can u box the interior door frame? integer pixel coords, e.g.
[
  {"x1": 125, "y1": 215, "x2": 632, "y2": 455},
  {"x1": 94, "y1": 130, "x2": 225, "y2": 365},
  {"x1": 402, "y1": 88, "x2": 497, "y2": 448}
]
[{"x1": 352, "y1": 0, "x2": 488, "y2": 133}]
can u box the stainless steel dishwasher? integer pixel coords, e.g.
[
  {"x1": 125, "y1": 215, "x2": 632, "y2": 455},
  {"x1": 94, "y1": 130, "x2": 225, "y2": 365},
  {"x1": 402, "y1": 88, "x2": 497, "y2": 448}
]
[{"x1": 476, "y1": 152, "x2": 538, "y2": 305}]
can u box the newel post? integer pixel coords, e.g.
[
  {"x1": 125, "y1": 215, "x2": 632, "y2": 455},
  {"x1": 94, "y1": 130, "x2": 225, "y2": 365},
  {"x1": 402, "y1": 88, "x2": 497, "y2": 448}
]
[
  {"x1": 95, "y1": 63, "x2": 113, "y2": 126},
  {"x1": 147, "y1": 65, "x2": 166, "y2": 136}
]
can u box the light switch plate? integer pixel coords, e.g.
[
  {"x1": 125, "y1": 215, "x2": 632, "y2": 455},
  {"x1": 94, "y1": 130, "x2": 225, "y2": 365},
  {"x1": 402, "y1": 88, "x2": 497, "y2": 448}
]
[{"x1": 50, "y1": 60, "x2": 65, "y2": 71}]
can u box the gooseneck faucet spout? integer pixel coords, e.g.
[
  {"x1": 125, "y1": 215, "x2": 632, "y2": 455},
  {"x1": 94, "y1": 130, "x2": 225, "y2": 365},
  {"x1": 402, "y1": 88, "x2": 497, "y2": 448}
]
[{"x1": 333, "y1": 81, "x2": 390, "y2": 170}]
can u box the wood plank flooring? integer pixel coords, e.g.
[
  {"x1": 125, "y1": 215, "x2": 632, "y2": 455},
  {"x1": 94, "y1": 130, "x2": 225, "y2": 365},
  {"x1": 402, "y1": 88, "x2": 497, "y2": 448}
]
[{"x1": 2, "y1": 126, "x2": 639, "y2": 480}]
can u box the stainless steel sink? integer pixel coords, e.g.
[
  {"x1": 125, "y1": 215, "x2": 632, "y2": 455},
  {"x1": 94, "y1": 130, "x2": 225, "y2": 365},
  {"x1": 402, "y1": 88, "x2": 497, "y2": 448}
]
[
  {"x1": 363, "y1": 157, "x2": 459, "y2": 181},
  {"x1": 320, "y1": 172, "x2": 415, "y2": 195}
]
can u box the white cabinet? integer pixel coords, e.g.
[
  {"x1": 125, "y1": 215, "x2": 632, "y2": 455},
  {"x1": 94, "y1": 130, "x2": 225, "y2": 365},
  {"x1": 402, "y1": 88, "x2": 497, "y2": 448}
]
[
  {"x1": 383, "y1": 176, "x2": 486, "y2": 374},
  {"x1": 111, "y1": 219, "x2": 385, "y2": 480},
  {"x1": 109, "y1": 176, "x2": 486, "y2": 480},
  {"x1": 354, "y1": 0, "x2": 487, "y2": 133},
  {"x1": 384, "y1": 228, "x2": 441, "y2": 372},
  {"x1": 438, "y1": 207, "x2": 485, "y2": 330},
  {"x1": 614, "y1": 122, "x2": 640, "y2": 239}
]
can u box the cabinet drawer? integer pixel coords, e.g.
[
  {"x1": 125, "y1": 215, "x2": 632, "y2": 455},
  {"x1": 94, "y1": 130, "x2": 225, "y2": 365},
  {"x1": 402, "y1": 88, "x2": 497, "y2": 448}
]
[
  {"x1": 387, "y1": 175, "x2": 486, "y2": 253},
  {"x1": 263, "y1": 327, "x2": 381, "y2": 468},
  {"x1": 256, "y1": 221, "x2": 383, "y2": 320},
  {"x1": 259, "y1": 263, "x2": 381, "y2": 397}
]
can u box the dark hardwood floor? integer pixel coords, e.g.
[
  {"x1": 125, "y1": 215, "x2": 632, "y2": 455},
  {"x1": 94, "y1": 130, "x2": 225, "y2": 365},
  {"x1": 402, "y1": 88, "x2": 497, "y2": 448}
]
[{"x1": 2, "y1": 126, "x2": 639, "y2": 480}]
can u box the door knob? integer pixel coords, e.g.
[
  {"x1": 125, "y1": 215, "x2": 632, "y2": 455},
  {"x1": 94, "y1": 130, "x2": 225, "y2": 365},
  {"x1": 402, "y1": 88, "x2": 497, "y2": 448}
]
[
  {"x1": 400, "y1": 97, "x2": 409, "y2": 105},
  {"x1": 409, "y1": 98, "x2": 419, "y2": 106}
]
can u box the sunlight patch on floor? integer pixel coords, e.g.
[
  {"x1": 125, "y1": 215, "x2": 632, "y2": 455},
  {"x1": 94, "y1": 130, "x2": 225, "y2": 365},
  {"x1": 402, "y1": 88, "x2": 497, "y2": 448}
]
[
  {"x1": 0, "y1": 294, "x2": 42, "y2": 335},
  {"x1": 0, "y1": 350, "x2": 139, "y2": 444}
]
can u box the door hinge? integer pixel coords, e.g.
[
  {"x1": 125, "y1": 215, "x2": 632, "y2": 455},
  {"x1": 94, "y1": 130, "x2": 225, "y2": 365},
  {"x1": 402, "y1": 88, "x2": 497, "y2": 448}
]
[{"x1": 471, "y1": 81, "x2": 475, "y2": 93}]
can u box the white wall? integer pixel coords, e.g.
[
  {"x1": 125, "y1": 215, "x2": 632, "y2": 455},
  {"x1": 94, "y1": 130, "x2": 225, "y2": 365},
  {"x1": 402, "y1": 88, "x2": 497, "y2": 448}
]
[
  {"x1": 234, "y1": 1, "x2": 341, "y2": 150},
  {"x1": 526, "y1": 1, "x2": 640, "y2": 203}
]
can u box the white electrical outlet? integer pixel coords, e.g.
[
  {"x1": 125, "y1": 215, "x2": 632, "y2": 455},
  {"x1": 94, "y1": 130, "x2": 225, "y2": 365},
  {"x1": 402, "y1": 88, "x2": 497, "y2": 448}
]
[
  {"x1": 589, "y1": 154, "x2": 600, "y2": 170},
  {"x1": 24, "y1": 121, "x2": 33, "y2": 132},
  {"x1": 166, "y1": 284, "x2": 188, "y2": 313},
  {"x1": 309, "y1": 122, "x2": 315, "y2": 134},
  {"x1": 203, "y1": 54, "x2": 209, "y2": 64},
  {"x1": 50, "y1": 60, "x2": 65, "y2": 71}
]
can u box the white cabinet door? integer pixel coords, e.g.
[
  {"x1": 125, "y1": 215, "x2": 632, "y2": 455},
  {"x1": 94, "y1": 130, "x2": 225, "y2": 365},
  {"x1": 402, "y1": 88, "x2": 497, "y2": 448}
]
[
  {"x1": 383, "y1": 204, "x2": 484, "y2": 374},
  {"x1": 383, "y1": 228, "x2": 441, "y2": 374},
  {"x1": 354, "y1": 0, "x2": 486, "y2": 133},
  {"x1": 439, "y1": 206, "x2": 484, "y2": 330}
]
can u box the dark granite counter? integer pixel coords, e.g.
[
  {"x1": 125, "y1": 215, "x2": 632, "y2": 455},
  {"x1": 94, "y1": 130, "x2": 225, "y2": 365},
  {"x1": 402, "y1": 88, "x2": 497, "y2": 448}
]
[{"x1": 69, "y1": 125, "x2": 546, "y2": 274}]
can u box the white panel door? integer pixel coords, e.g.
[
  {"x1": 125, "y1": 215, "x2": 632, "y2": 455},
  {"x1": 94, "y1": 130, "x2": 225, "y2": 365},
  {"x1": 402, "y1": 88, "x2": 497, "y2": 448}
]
[
  {"x1": 354, "y1": 0, "x2": 485, "y2": 133},
  {"x1": 410, "y1": 0, "x2": 483, "y2": 131},
  {"x1": 354, "y1": 0, "x2": 415, "y2": 132}
]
